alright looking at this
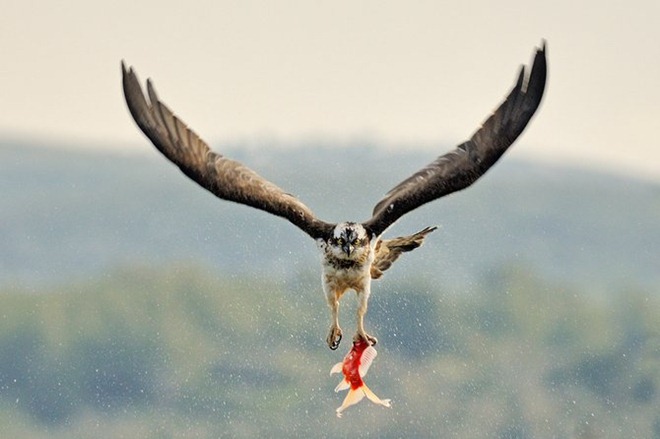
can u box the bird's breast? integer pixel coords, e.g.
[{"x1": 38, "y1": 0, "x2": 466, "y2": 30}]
[{"x1": 322, "y1": 255, "x2": 372, "y2": 293}]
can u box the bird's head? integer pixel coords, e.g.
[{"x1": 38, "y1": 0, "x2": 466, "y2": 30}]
[{"x1": 328, "y1": 222, "x2": 370, "y2": 260}]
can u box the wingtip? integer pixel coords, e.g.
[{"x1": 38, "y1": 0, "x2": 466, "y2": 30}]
[
  {"x1": 121, "y1": 61, "x2": 139, "y2": 84},
  {"x1": 146, "y1": 78, "x2": 158, "y2": 103},
  {"x1": 536, "y1": 40, "x2": 547, "y2": 61},
  {"x1": 532, "y1": 41, "x2": 548, "y2": 82}
]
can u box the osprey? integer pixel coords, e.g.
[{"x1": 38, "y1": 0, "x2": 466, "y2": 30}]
[{"x1": 122, "y1": 43, "x2": 547, "y2": 350}]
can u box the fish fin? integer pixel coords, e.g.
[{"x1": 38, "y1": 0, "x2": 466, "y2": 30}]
[
  {"x1": 358, "y1": 345, "x2": 378, "y2": 377},
  {"x1": 334, "y1": 379, "x2": 350, "y2": 393},
  {"x1": 330, "y1": 362, "x2": 343, "y2": 375},
  {"x1": 335, "y1": 388, "x2": 366, "y2": 418},
  {"x1": 362, "y1": 384, "x2": 392, "y2": 408}
]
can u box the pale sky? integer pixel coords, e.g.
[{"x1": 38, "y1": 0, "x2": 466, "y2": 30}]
[{"x1": 1, "y1": 0, "x2": 658, "y2": 180}]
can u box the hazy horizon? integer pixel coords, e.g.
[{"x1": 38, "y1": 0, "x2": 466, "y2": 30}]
[{"x1": 2, "y1": 1, "x2": 658, "y2": 181}]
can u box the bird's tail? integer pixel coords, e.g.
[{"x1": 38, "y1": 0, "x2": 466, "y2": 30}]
[
  {"x1": 371, "y1": 226, "x2": 438, "y2": 279},
  {"x1": 388, "y1": 226, "x2": 438, "y2": 252}
]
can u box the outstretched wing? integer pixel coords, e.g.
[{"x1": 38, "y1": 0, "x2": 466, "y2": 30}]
[
  {"x1": 122, "y1": 63, "x2": 334, "y2": 240},
  {"x1": 363, "y1": 43, "x2": 547, "y2": 237}
]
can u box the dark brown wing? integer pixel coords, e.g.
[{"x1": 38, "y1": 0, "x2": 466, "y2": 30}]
[
  {"x1": 363, "y1": 43, "x2": 547, "y2": 237},
  {"x1": 121, "y1": 63, "x2": 334, "y2": 240}
]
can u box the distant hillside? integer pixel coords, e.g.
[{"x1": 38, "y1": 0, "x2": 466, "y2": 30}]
[
  {"x1": 3, "y1": 263, "x2": 660, "y2": 438},
  {"x1": 1, "y1": 138, "x2": 659, "y2": 292}
]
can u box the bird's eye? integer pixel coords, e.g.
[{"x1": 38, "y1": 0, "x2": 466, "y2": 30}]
[
  {"x1": 354, "y1": 239, "x2": 362, "y2": 246},
  {"x1": 335, "y1": 237, "x2": 344, "y2": 245}
]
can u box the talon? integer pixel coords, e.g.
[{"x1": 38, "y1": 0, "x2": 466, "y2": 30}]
[
  {"x1": 354, "y1": 332, "x2": 378, "y2": 346},
  {"x1": 327, "y1": 326, "x2": 343, "y2": 350},
  {"x1": 329, "y1": 335, "x2": 341, "y2": 350}
]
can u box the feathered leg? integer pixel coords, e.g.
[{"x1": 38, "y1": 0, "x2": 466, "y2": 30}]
[
  {"x1": 324, "y1": 283, "x2": 344, "y2": 350},
  {"x1": 355, "y1": 282, "x2": 377, "y2": 345}
]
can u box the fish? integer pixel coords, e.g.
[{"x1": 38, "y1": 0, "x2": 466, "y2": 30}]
[{"x1": 330, "y1": 338, "x2": 391, "y2": 417}]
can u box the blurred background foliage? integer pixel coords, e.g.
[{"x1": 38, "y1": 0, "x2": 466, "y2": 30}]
[
  {"x1": 1, "y1": 141, "x2": 659, "y2": 437},
  {"x1": 1, "y1": 266, "x2": 659, "y2": 438}
]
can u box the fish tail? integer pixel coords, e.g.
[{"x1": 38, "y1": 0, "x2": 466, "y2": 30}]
[
  {"x1": 362, "y1": 383, "x2": 391, "y2": 408},
  {"x1": 335, "y1": 387, "x2": 366, "y2": 418}
]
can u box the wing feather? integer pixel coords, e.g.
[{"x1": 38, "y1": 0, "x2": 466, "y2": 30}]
[
  {"x1": 121, "y1": 63, "x2": 333, "y2": 239},
  {"x1": 363, "y1": 43, "x2": 547, "y2": 237}
]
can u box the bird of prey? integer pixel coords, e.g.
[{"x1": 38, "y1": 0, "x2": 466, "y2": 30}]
[{"x1": 122, "y1": 43, "x2": 547, "y2": 350}]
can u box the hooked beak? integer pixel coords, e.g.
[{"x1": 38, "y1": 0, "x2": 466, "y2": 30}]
[{"x1": 342, "y1": 243, "x2": 354, "y2": 257}]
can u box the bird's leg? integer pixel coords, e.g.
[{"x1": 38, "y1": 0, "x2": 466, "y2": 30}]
[
  {"x1": 325, "y1": 287, "x2": 343, "y2": 350},
  {"x1": 355, "y1": 287, "x2": 377, "y2": 346}
]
